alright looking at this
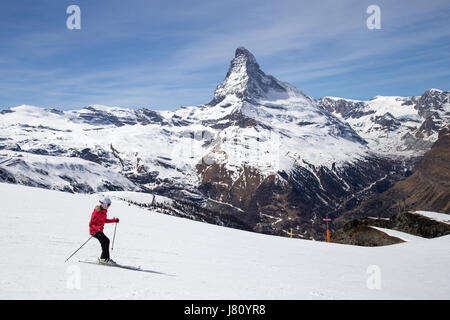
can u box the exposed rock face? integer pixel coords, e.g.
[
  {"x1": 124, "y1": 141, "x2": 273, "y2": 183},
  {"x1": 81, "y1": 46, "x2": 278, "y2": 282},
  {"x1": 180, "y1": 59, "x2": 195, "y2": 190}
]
[
  {"x1": 319, "y1": 97, "x2": 375, "y2": 120},
  {"x1": 331, "y1": 224, "x2": 405, "y2": 247},
  {"x1": 337, "y1": 125, "x2": 450, "y2": 226},
  {"x1": 196, "y1": 152, "x2": 416, "y2": 239},
  {"x1": 373, "y1": 212, "x2": 450, "y2": 238},
  {"x1": 332, "y1": 211, "x2": 450, "y2": 246}
]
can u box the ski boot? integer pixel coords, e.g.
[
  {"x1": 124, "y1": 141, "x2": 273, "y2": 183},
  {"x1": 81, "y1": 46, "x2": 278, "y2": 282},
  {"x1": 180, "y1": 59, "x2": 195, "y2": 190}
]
[{"x1": 98, "y1": 258, "x2": 117, "y2": 265}]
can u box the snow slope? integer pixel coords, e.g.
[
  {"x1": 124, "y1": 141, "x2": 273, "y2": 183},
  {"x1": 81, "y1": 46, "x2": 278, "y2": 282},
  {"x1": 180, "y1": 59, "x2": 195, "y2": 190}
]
[
  {"x1": 415, "y1": 210, "x2": 450, "y2": 225},
  {"x1": 0, "y1": 150, "x2": 137, "y2": 193},
  {"x1": 370, "y1": 227, "x2": 427, "y2": 242},
  {"x1": 0, "y1": 182, "x2": 449, "y2": 299}
]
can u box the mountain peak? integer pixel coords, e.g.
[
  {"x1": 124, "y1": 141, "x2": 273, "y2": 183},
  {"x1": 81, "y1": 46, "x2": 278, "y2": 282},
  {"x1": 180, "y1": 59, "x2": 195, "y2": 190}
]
[
  {"x1": 234, "y1": 47, "x2": 258, "y2": 66},
  {"x1": 209, "y1": 47, "x2": 302, "y2": 106},
  {"x1": 227, "y1": 46, "x2": 261, "y2": 83}
]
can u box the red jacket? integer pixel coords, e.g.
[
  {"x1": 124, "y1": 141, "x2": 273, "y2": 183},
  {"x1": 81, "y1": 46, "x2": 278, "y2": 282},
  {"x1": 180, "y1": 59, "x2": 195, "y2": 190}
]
[{"x1": 89, "y1": 205, "x2": 117, "y2": 235}]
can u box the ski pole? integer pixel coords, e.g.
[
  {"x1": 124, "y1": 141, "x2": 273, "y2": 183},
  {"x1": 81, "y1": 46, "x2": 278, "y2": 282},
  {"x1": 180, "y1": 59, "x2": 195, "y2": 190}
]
[
  {"x1": 65, "y1": 235, "x2": 93, "y2": 263},
  {"x1": 111, "y1": 222, "x2": 118, "y2": 251}
]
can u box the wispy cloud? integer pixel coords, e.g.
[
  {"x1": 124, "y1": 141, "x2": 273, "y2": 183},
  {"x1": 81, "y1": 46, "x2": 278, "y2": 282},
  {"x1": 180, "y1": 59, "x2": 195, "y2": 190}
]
[{"x1": 0, "y1": 0, "x2": 449, "y2": 109}]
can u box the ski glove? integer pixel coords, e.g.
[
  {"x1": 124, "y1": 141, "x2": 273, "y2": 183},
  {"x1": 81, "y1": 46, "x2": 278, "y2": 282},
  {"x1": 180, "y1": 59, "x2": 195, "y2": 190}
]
[{"x1": 114, "y1": 218, "x2": 119, "y2": 223}]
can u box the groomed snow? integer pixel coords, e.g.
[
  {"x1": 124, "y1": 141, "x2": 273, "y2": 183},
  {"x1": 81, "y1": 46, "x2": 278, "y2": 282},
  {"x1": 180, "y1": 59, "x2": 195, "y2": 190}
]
[
  {"x1": 0, "y1": 182, "x2": 449, "y2": 299},
  {"x1": 370, "y1": 227, "x2": 427, "y2": 242},
  {"x1": 415, "y1": 211, "x2": 450, "y2": 225}
]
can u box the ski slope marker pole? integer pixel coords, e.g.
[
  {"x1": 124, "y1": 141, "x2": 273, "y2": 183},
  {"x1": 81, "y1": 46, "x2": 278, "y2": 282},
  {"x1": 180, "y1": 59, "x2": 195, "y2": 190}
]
[
  {"x1": 323, "y1": 218, "x2": 332, "y2": 243},
  {"x1": 65, "y1": 235, "x2": 93, "y2": 262}
]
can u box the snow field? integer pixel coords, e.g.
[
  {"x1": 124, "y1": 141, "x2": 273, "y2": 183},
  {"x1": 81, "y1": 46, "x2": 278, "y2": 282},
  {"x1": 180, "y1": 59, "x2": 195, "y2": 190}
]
[{"x1": 0, "y1": 182, "x2": 449, "y2": 299}]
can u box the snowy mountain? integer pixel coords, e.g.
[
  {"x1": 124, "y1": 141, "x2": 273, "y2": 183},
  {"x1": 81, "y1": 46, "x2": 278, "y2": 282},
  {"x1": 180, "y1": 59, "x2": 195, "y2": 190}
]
[
  {"x1": 0, "y1": 47, "x2": 448, "y2": 239},
  {"x1": 1, "y1": 182, "x2": 449, "y2": 299},
  {"x1": 210, "y1": 47, "x2": 315, "y2": 105},
  {"x1": 317, "y1": 88, "x2": 450, "y2": 155}
]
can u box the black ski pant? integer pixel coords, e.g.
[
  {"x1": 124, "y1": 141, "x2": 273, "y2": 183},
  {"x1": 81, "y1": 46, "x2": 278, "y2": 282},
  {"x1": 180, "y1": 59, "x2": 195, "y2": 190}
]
[{"x1": 93, "y1": 231, "x2": 110, "y2": 260}]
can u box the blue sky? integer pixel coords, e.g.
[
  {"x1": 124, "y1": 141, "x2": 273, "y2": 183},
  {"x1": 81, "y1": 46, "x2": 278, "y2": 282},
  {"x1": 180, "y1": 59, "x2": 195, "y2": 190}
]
[{"x1": 0, "y1": 0, "x2": 449, "y2": 110}]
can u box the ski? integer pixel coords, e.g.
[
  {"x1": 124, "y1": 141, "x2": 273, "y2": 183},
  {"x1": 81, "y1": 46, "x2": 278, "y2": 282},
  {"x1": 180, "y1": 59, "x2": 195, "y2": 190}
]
[{"x1": 78, "y1": 259, "x2": 142, "y2": 271}]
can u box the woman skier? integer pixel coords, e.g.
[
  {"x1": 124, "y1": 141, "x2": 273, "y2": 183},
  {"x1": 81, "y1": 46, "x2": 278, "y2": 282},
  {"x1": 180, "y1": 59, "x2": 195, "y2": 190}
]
[{"x1": 89, "y1": 197, "x2": 119, "y2": 265}]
